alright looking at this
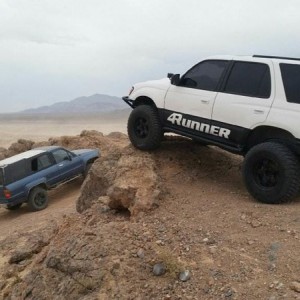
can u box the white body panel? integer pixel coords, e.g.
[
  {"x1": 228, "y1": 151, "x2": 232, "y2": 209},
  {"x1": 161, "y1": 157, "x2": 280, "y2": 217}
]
[
  {"x1": 212, "y1": 59, "x2": 275, "y2": 129},
  {"x1": 266, "y1": 61, "x2": 300, "y2": 138},
  {"x1": 164, "y1": 85, "x2": 217, "y2": 119},
  {"x1": 130, "y1": 78, "x2": 170, "y2": 108}
]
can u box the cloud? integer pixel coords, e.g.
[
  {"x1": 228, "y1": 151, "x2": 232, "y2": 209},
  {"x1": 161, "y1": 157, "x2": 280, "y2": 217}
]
[{"x1": 0, "y1": 0, "x2": 300, "y2": 112}]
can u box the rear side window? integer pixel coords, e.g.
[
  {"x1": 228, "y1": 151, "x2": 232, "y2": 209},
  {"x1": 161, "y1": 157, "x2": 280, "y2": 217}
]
[
  {"x1": 224, "y1": 62, "x2": 271, "y2": 98},
  {"x1": 31, "y1": 154, "x2": 53, "y2": 172},
  {"x1": 180, "y1": 60, "x2": 229, "y2": 91},
  {"x1": 0, "y1": 168, "x2": 4, "y2": 185},
  {"x1": 280, "y1": 63, "x2": 300, "y2": 104},
  {"x1": 4, "y1": 161, "x2": 28, "y2": 184}
]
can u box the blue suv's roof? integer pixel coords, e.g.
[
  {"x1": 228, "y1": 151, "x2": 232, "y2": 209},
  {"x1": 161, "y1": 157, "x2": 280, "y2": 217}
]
[
  {"x1": 0, "y1": 146, "x2": 61, "y2": 166},
  {"x1": 34, "y1": 146, "x2": 61, "y2": 151},
  {"x1": 0, "y1": 149, "x2": 45, "y2": 166}
]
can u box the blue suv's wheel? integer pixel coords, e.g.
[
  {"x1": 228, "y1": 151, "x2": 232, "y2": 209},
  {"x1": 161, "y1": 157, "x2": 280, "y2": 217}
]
[{"x1": 28, "y1": 187, "x2": 48, "y2": 211}]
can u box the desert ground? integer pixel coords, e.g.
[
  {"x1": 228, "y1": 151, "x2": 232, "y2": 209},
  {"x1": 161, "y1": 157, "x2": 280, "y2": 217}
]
[
  {"x1": 0, "y1": 124, "x2": 299, "y2": 299},
  {"x1": 0, "y1": 111, "x2": 129, "y2": 148}
]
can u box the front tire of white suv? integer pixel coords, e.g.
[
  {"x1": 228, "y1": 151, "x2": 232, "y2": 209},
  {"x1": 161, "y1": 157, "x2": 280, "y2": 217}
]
[{"x1": 127, "y1": 105, "x2": 163, "y2": 150}]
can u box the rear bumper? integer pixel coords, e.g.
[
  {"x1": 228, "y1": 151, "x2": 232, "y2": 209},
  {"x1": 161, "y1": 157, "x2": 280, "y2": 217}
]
[{"x1": 0, "y1": 196, "x2": 25, "y2": 206}]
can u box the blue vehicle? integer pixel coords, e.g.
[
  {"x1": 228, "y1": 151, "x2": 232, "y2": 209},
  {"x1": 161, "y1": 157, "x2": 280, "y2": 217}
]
[{"x1": 0, "y1": 146, "x2": 99, "y2": 211}]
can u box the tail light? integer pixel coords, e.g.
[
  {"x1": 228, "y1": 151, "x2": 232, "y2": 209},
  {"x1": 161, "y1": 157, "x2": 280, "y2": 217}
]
[{"x1": 4, "y1": 188, "x2": 11, "y2": 199}]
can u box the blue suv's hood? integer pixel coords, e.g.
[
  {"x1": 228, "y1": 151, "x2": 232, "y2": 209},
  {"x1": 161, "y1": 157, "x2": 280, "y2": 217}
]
[{"x1": 72, "y1": 149, "x2": 100, "y2": 157}]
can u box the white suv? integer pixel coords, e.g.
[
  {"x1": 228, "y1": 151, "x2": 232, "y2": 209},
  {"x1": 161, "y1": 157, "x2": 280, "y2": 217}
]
[{"x1": 123, "y1": 55, "x2": 300, "y2": 204}]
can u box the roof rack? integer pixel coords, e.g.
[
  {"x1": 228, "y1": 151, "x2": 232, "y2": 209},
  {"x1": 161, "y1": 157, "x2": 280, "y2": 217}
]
[{"x1": 253, "y1": 55, "x2": 300, "y2": 61}]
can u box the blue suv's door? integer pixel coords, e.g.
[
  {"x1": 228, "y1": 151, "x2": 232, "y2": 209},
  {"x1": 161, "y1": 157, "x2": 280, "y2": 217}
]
[{"x1": 51, "y1": 148, "x2": 84, "y2": 182}]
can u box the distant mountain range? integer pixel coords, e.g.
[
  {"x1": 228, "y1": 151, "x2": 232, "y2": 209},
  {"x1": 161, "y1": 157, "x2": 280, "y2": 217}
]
[{"x1": 21, "y1": 94, "x2": 128, "y2": 115}]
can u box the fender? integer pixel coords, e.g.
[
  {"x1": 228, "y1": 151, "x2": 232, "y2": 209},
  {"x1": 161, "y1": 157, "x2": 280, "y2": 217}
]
[
  {"x1": 25, "y1": 178, "x2": 47, "y2": 196},
  {"x1": 130, "y1": 78, "x2": 171, "y2": 108}
]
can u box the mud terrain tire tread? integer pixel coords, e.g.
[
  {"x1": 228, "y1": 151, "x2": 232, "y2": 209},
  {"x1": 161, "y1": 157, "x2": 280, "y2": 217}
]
[
  {"x1": 242, "y1": 142, "x2": 300, "y2": 204},
  {"x1": 128, "y1": 105, "x2": 163, "y2": 150}
]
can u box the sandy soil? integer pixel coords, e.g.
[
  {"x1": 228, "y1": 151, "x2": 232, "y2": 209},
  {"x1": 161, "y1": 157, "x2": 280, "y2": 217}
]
[
  {"x1": 0, "y1": 112, "x2": 129, "y2": 148},
  {"x1": 0, "y1": 179, "x2": 81, "y2": 239}
]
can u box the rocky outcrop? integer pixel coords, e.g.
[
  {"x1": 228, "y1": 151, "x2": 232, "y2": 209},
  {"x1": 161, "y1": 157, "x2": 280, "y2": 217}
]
[
  {"x1": 77, "y1": 145, "x2": 161, "y2": 216},
  {"x1": 0, "y1": 130, "x2": 128, "y2": 160},
  {"x1": 1, "y1": 134, "x2": 300, "y2": 300},
  {"x1": 0, "y1": 139, "x2": 35, "y2": 160}
]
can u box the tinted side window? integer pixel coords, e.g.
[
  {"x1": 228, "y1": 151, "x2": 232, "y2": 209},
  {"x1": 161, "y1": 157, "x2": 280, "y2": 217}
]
[
  {"x1": 280, "y1": 63, "x2": 300, "y2": 104},
  {"x1": 180, "y1": 60, "x2": 229, "y2": 91},
  {"x1": 0, "y1": 168, "x2": 3, "y2": 185},
  {"x1": 224, "y1": 62, "x2": 271, "y2": 98},
  {"x1": 0, "y1": 168, "x2": 4, "y2": 185},
  {"x1": 31, "y1": 154, "x2": 53, "y2": 171},
  {"x1": 53, "y1": 149, "x2": 70, "y2": 164},
  {"x1": 3, "y1": 161, "x2": 27, "y2": 184}
]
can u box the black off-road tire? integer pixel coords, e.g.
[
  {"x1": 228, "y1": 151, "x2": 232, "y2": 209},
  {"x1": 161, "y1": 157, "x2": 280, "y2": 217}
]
[
  {"x1": 27, "y1": 187, "x2": 49, "y2": 211},
  {"x1": 242, "y1": 142, "x2": 300, "y2": 204},
  {"x1": 6, "y1": 203, "x2": 22, "y2": 211},
  {"x1": 128, "y1": 105, "x2": 163, "y2": 150}
]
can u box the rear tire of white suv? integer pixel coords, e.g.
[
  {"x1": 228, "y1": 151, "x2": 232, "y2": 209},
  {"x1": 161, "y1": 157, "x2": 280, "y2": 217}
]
[
  {"x1": 242, "y1": 142, "x2": 300, "y2": 204},
  {"x1": 128, "y1": 105, "x2": 163, "y2": 150}
]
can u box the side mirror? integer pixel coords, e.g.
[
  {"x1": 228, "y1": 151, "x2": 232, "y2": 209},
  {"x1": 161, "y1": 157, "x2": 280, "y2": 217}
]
[
  {"x1": 171, "y1": 74, "x2": 180, "y2": 85},
  {"x1": 167, "y1": 73, "x2": 174, "y2": 79}
]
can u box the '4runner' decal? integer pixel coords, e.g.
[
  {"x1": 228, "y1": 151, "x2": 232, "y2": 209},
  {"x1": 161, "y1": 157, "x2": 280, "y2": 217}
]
[{"x1": 167, "y1": 113, "x2": 231, "y2": 139}]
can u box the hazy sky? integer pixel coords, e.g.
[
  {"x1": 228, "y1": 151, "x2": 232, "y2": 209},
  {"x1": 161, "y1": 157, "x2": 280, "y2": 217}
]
[{"x1": 1, "y1": 0, "x2": 300, "y2": 112}]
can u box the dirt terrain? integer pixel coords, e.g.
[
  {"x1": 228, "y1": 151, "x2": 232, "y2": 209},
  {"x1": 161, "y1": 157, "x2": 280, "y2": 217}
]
[
  {"x1": 0, "y1": 132, "x2": 299, "y2": 299},
  {"x1": 0, "y1": 180, "x2": 81, "y2": 239}
]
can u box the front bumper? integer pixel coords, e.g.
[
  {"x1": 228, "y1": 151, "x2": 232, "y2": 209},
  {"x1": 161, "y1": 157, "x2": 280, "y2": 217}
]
[{"x1": 122, "y1": 96, "x2": 134, "y2": 109}]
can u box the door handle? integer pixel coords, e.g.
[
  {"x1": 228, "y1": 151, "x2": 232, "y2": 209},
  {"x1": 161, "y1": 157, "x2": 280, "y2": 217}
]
[
  {"x1": 201, "y1": 100, "x2": 210, "y2": 104},
  {"x1": 58, "y1": 164, "x2": 64, "y2": 167},
  {"x1": 254, "y1": 109, "x2": 265, "y2": 114}
]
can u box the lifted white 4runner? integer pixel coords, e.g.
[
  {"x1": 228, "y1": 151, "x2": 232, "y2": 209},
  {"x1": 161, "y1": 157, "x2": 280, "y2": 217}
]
[{"x1": 123, "y1": 55, "x2": 300, "y2": 204}]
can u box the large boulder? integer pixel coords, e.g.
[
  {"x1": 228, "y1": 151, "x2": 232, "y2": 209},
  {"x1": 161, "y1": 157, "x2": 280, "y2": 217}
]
[{"x1": 77, "y1": 145, "x2": 161, "y2": 217}]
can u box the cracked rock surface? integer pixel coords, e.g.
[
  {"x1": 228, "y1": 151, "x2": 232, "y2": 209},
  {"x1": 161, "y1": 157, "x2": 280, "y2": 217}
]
[{"x1": 0, "y1": 132, "x2": 299, "y2": 300}]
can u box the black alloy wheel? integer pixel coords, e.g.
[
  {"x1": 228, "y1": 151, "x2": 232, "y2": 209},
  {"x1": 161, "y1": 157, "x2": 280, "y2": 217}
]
[
  {"x1": 28, "y1": 187, "x2": 49, "y2": 211},
  {"x1": 253, "y1": 158, "x2": 280, "y2": 188},
  {"x1": 128, "y1": 105, "x2": 163, "y2": 150},
  {"x1": 243, "y1": 142, "x2": 300, "y2": 204},
  {"x1": 134, "y1": 117, "x2": 149, "y2": 138}
]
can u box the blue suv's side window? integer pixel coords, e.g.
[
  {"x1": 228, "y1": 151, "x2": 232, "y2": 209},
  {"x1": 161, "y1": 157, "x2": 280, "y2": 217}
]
[{"x1": 31, "y1": 154, "x2": 53, "y2": 172}]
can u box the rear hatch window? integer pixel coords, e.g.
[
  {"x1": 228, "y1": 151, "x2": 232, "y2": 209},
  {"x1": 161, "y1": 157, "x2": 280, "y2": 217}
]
[
  {"x1": 0, "y1": 167, "x2": 4, "y2": 186},
  {"x1": 2, "y1": 160, "x2": 28, "y2": 185},
  {"x1": 0, "y1": 167, "x2": 5, "y2": 198},
  {"x1": 280, "y1": 63, "x2": 300, "y2": 104}
]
